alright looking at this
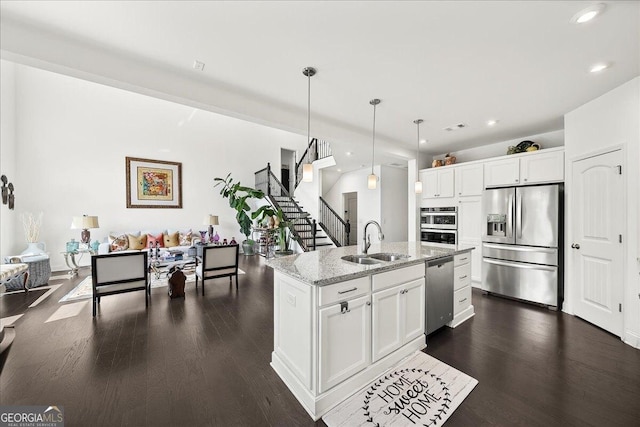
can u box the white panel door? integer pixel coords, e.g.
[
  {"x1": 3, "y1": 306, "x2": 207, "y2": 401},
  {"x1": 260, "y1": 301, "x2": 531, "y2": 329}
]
[
  {"x1": 401, "y1": 279, "x2": 426, "y2": 343},
  {"x1": 571, "y1": 150, "x2": 624, "y2": 337},
  {"x1": 371, "y1": 286, "x2": 402, "y2": 362}
]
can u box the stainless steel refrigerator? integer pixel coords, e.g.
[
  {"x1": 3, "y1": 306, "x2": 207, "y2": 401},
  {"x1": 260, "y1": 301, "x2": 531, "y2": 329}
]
[{"x1": 481, "y1": 184, "x2": 563, "y2": 308}]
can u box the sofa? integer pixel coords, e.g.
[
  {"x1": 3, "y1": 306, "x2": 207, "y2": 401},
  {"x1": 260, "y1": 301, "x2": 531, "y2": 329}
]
[{"x1": 98, "y1": 229, "x2": 199, "y2": 256}]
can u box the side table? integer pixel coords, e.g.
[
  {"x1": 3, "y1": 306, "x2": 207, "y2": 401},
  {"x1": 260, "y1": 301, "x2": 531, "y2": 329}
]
[{"x1": 61, "y1": 249, "x2": 96, "y2": 276}]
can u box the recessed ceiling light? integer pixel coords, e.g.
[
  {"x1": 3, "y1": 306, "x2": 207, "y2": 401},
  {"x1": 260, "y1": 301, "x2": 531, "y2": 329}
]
[
  {"x1": 487, "y1": 119, "x2": 498, "y2": 127},
  {"x1": 419, "y1": 139, "x2": 427, "y2": 144},
  {"x1": 589, "y1": 62, "x2": 610, "y2": 73},
  {"x1": 570, "y1": 3, "x2": 606, "y2": 24},
  {"x1": 337, "y1": 168, "x2": 342, "y2": 172},
  {"x1": 346, "y1": 151, "x2": 353, "y2": 156}
]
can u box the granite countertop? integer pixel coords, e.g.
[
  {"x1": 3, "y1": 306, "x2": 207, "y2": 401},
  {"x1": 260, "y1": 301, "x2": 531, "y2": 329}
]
[{"x1": 267, "y1": 241, "x2": 473, "y2": 286}]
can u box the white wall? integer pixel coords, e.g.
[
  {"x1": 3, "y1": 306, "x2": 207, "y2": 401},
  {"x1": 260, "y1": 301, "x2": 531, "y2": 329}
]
[
  {"x1": 1, "y1": 63, "x2": 307, "y2": 271},
  {"x1": 431, "y1": 129, "x2": 564, "y2": 164},
  {"x1": 565, "y1": 76, "x2": 640, "y2": 349},
  {"x1": 324, "y1": 165, "x2": 382, "y2": 246},
  {"x1": 0, "y1": 60, "x2": 17, "y2": 260},
  {"x1": 380, "y1": 165, "x2": 408, "y2": 242}
]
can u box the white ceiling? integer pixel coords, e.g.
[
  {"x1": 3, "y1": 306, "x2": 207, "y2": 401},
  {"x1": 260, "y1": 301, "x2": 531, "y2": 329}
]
[{"x1": 1, "y1": 1, "x2": 639, "y2": 174}]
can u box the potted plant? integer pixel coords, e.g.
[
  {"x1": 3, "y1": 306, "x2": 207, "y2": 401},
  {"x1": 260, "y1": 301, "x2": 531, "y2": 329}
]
[
  {"x1": 273, "y1": 208, "x2": 294, "y2": 256},
  {"x1": 214, "y1": 174, "x2": 275, "y2": 255}
]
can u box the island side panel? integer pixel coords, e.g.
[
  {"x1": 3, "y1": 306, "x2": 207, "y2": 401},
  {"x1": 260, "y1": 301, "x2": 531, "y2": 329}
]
[{"x1": 273, "y1": 271, "x2": 312, "y2": 390}]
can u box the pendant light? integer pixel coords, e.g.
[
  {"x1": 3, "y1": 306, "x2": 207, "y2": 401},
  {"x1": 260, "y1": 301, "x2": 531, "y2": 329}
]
[
  {"x1": 413, "y1": 119, "x2": 424, "y2": 194},
  {"x1": 368, "y1": 99, "x2": 381, "y2": 190},
  {"x1": 302, "y1": 66, "x2": 316, "y2": 183}
]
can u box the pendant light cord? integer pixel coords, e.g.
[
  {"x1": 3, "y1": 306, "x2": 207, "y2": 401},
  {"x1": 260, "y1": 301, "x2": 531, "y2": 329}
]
[
  {"x1": 307, "y1": 71, "x2": 311, "y2": 161},
  {"x1": 416, "y1": 121, "x2": 420, "y2": 164},
  {"x1": 371, "y1": 103, "x2": 376, "y2": 174}
]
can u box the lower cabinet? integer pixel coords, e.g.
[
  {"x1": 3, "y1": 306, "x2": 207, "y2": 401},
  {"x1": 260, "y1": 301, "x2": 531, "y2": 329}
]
[
  {"x1": 448, "y1": 253, "x2": 475, "y2": 328},
  {"x1": 272, "y1": 264, "x2": 427, "y2": 420},
  {"x1": 371, "y1": 278, "x2": 425, "y2": 362},
  {"x1": 319, "y1": 294, "x2": 371, "y2": 393}
]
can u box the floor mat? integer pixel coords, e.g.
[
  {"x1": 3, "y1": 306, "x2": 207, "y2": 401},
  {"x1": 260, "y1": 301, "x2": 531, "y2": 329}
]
[{"x1": 323, "y1": 351, "x2": 478, "y2": 427}]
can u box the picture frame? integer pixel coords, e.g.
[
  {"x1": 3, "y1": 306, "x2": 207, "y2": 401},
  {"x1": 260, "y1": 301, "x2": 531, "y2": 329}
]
[{"x1": 126, "y1": 157, "x2": 182, "y2": 208}]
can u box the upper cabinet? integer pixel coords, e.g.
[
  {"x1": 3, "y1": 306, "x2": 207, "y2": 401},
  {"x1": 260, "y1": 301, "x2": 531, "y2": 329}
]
[
  {"x1": 420, "y1": 168, "x2": 455, "y2": 199},
  {"x1": 484, "y1": 148, "x2": 564, "y2": 188},
  {"x1": 454, "y1": 163, "x2": 484, "y2": 197}
]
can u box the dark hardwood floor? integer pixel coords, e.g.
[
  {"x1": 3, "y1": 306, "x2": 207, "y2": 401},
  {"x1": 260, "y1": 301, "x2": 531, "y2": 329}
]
[{"x1": 1, "y1": 256, "x2": 638, "y2": 426}]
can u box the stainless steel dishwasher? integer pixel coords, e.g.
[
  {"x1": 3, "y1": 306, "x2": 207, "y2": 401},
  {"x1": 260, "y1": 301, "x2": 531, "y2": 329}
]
[{"x1": 426, "y1": 256, "x2": 454, "y2": 334}]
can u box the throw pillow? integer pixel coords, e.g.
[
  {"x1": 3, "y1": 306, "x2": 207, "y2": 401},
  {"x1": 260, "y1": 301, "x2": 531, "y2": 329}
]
[
  {"x1": 163, "y1": 231, "x2": 180, "y2": 248},
  {"x1": 147, "y1": 233, "x2": 164, "y2": 249},
  {"x1": 178, "y1": 229, "x2": 193, "y2": 246},
  {"x1": 109, "y1": 234, "x2": 129, "y2": 252},
  {"x1": 128, "y1": 234, "x2": 147, "y2": 250}
]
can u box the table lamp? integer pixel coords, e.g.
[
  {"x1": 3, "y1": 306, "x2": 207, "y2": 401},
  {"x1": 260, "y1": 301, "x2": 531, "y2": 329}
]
[
  {"x1": 71, "y1": 215, "x2": 99, "y2": 244},
  {"x1": 203, "y1": 215, "x2": 219, "y2": 242}
]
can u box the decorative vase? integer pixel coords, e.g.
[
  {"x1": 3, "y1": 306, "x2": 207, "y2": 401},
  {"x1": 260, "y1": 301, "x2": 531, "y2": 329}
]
[
  {"x1": 444, "y1": 154, "x2": 456, "y2": 165},
  {"x1": 199, "y1": 230, "x2": 207, "y2": 243},
  {"x1": 213, "y1": 232, "x2": 220, "y2": 244},
  {"x1": 22, "y1": 241, "x2": 47, "y2": 256},
  {"x1": 242, "y1": 240, "x2": 255, "y2": 256}
]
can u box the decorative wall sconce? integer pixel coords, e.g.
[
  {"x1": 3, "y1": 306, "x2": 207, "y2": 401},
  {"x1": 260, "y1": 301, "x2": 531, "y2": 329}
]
[{"x1": 1, "y1": 175, "x2": 15, "y2": 209}]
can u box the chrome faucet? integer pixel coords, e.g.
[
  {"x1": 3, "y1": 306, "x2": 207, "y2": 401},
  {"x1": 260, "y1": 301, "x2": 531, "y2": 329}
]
[{"x1": 363, "y1": 220, "x2": 384, "y2": 255}]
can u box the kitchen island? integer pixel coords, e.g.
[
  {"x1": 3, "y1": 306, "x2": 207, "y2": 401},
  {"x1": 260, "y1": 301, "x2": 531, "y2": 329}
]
[{"x1": 267, "y1": 242, "x2": 474, "y2": 420}]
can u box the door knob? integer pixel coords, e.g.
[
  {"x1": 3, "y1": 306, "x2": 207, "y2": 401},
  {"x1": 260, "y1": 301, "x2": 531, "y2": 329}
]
[{"x1": 571, "y1": 243, "x2": 580, "y2": 249}]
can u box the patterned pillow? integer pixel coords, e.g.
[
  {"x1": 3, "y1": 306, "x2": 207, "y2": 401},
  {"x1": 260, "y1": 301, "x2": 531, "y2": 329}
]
[
  {"x1": 147, "y1": 233, "x2": 164, "y2": 249},
  {"x1": 128, "y1": 234, "x2": 147, "y2": 250},
  {"x1": 179, "y1": 229, "x2": 193, "y2": 246},
  {"x1": 109, "y1": 234, "x2": 129, "y2": 252},
  {"x1": 163, "y1": 231, "x2": 180, "y2": 248}
]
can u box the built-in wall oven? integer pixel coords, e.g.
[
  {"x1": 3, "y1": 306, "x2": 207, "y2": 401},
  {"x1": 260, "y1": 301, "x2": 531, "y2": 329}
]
[{"x1": 420, "y1": 207, "x2": 457, "y2": 249}]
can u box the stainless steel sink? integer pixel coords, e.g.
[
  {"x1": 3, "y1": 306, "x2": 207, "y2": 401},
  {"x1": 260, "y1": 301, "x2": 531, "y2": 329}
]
[
  {"x1": 340, "y1": 255, "x2": 381, "y2": 265},
  {"x1": 368, "y1": 253, "x2": 410, "y2": 262}
]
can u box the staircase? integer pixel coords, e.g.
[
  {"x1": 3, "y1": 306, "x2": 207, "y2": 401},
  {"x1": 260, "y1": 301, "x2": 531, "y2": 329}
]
[{"x1": 255, "y1": 164, "x2": 333, "y2": 251}]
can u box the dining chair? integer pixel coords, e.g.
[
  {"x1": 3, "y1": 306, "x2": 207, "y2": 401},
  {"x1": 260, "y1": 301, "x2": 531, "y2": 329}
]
[{"x1": 195, "y1": 245, "x2": 239, "y2": 296}]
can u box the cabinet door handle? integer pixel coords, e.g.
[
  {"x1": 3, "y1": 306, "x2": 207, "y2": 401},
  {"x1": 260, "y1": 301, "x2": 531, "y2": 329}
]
[
  {"x1": 459, "y1": 275, "x2": 468, "y2": 280},
  {"x1": 338, "y1": 287, "x2": 357, "y2": 294},
  {"x1": 515, "y1": 179, "x2": 519, "y2": 182},
  {"x1": 459, "y1": 297, "x2": 468, "y2": 303},
  {"x1": 459, "y1": 257, "x2": 468, "y2": 262},
  {"x1": 366, "y1": 301, "x2": 371, "y2": 306}
]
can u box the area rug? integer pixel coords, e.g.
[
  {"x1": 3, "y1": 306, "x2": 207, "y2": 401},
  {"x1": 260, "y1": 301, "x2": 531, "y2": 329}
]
[
  {"x1": 58, "y1": 270, "x2": 245, "y2": 303},
  {"x1": 323, "y1": 351, "x2": 478, "y2": 427}
]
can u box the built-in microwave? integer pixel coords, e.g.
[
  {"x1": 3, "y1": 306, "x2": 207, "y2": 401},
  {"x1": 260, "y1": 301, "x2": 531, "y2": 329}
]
[{"x1": 420, "y1": 207, "x2": 457, "y2": 230}]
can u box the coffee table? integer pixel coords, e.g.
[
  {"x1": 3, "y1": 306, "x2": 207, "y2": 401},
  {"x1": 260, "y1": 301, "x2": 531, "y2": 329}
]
[{"x1": 149, "y1": 256, "x2": 196, "y2": 280}]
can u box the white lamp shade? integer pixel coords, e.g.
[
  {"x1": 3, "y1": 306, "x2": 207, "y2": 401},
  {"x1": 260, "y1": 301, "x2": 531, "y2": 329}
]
[
  {"x1": 302, "y1": 163, "x2": 313, "y2": 182},
  {"x1": 415, "y1": 181, "x2": 423, "y2": 194},
  {"x1": 367, "y1": 174, "x2": 377, "y2": 190},
  {"x1": 204, "y1": 215, "x2": 219, "y2": 225},
  {"x1": 71, "y1": 215, "x2": 99, "y2": 229}
]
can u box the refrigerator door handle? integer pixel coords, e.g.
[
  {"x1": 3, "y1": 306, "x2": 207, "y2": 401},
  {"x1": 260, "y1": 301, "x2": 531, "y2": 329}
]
[
  {"x1": 516, "y1": 192, "x2": 522, "y2": 239},
  {"x1": 484, "y1": 257, "x2": 556, "y2": 272},
  {"x1": 507, "y1": 193, "x2": 514, "y2": 238},
  {"x1": 483, "y1": 243, "x2": 556, "y2": 253}
]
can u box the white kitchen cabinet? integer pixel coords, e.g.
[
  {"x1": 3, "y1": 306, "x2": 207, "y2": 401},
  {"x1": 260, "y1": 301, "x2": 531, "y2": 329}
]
[
  {"x1": 371, "y1": 277, "x2": 425, "y2": 362},
  {"x1": 420, "y1": 168, "x2": 455, "y2": 199},
  {"x1": 448, "y1": 253, "x2": 475, "y2": 328},
  {"x1": 271, "y1": 263, "x2": 427, "y2": 421},
  {"x1": 458, "y1": 196, "x2": 482, "y2": 242},
  {"x1": 520, "y1": 149, "x2": 564, "y2": 184},
  {"x1": 319, "y1": 294, "x2": 371, "y2": 393},
  {"x1": 484, "y1": 157, "x2": 520, "y2": 187},
  {"x1": 484, "y1": 148, "x2": 564, "y2": 188},
  {"x1": 455, "y1": 163, "x2": 484, "y2": 196}
]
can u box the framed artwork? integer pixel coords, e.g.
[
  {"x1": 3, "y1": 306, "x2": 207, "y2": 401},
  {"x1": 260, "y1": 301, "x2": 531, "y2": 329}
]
[{"x1": 126, "y1": 157, "x2": 182, "y2": 208}]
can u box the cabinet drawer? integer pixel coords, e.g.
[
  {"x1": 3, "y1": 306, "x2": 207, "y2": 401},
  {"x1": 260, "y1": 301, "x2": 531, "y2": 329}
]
[
  {"x1": 318, "y1": 276, "x2": 370, "y2": 307},
  {"x1": 454, "y1": 252, "x2": 471, "y2": 267},
  {"x1": 453, "y1": 286, "x2": 472, "y2": 315},
  {"x1": 372, "y1": 263, "x2": 425, "y2": 292},
  {"x1": 454, "y1": 263, "x2": 471, "y2": 291}
]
